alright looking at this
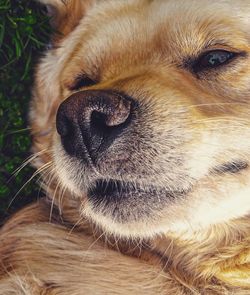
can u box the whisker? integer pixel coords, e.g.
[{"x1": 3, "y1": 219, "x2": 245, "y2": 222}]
[
  {"x1": 40, "y1": 166, "x2": 57, "y2": 191},
  {"x1": 7, "y1": 162, "x2": 53, "y2": 210},
  {"x1": 10, "y1": 148, "x2": 51, "y2": 180},
  {"x1": 35, "y1": 165, "x2": 55, "y2": 197},
  {"x1": 58, "y1": 185, "x2": 67, "y2": 215},
  {"x1": 186, "y1": 102, "x2": 246, "y2": 108},
  {"x1": 49, "y1": 177, "x2": 61, "y2": 222},
  {"x1": 6, "y1": 127, "x2": 31, "y2": 135},
  {"x1": 86, "y1": 232, "x2": 106, "y2": 252},
  {"x1": 67, "y1": 217, "x2": 85, "y2": 236}
]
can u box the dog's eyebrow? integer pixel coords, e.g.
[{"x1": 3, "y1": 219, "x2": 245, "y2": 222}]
[
  {"x1": 203, "y1": 40, "x2": 240, "y2": 51},
  {"x1": 182, "y1": 36, "x2": 247, "y2": 61}
]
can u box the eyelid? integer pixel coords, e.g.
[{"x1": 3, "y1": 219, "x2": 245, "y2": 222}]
[
  {"x1": 69, "y1": 74, "x2": 98, "y2": 91},
  {"x1": 189, "y1": 49, "x2": 246, "y2": 75},
  {"x1": 204, "y1": 48, "x2": 247, "y2": 59},
  {"x1": 201, "y1": 39, "x2": 249, "y2": 53}
]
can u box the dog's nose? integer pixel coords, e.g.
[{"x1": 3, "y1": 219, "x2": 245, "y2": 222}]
[{"x1": 56, "y1": 90, "x2": 132, "y2": 161}]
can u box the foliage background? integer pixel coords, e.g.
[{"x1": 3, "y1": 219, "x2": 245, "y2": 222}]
[{"x1": 0, "y1": 0, "x2": 50, "y2": 223}]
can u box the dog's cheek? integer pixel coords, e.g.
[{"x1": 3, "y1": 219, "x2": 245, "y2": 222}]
[
  {"x1": 28, "y1": 49, "x2": 64, "y2": 170},
  {"x1": 29, "y1": 0, "x2": 99, "y2": 166}
]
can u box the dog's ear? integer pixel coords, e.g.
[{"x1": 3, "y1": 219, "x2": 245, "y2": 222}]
[{"x1": 38, "y1": 0, "x2": 94, "y2": 42}]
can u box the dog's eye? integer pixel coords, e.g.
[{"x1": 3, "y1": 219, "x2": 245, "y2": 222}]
[
  {"x1": 193, "y1": 50, "x2": 237, "y2": 72},
  {"x1": 70, "y1": 75, "x2": 97, "y2": 90}
]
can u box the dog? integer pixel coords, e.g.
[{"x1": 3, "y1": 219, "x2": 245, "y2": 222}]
[{"x1": 1, "y1": 0, "x2": 250, "y2": 293}]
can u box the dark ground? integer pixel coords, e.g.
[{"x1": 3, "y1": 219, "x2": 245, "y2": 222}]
[{"x1": 0, "y1": 0, "x2": 51, "y2": 223}]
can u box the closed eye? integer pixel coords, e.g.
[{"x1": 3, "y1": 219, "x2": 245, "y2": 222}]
[{"x1": 70, "y1": 75, "x2": 97, "y2": 91}]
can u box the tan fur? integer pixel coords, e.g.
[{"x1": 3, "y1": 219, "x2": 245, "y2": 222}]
[{"x1": 1, "y1": 0, "x2": 250, "y2": 293}]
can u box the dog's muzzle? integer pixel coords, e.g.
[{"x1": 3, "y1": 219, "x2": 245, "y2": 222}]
[{"x1": 56, "y1": 90, "x2": 133, "y2": 164}]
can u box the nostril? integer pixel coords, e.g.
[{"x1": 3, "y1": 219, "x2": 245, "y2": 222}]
[
  {"x1": 56, "y1": 113, "x2": 72, "y2": 137},
  {"x1": 91, "y1": 111, "x2": 108, "y2": 130}
]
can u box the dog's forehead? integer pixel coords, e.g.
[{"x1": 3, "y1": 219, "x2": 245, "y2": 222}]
[
  {"x1": 59, "y1": 0, "x2": 250, "y2": 84},
  {"x1": 82, "y1": 0, "x2": 249, "y2": 56}
]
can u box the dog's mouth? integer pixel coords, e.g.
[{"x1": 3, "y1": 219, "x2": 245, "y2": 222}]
[
  {"x1": 87, "y1": 178, "x2": 187, "y2": 213},
  {"x1": 89, "y1": 179, "x2": 130, "y2": 200},
  {"x1": 85, "y1": 161, "x2": 249, "y2": 219},
  {"x1": 88, "y1": 179, "x2": 162, "y2": 202},
  {"x1": 87, "y1": 179, "x2": 175, "y2": 222}
]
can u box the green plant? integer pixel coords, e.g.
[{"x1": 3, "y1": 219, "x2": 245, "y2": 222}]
[{"x1": 0, "y1": 0, "x2": 51, "y2": 223}]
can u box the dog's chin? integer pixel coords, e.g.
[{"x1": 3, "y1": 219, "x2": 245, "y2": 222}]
[
  {"x1": 53, "y1": 157, "x2": 192, "y2": 238},
  {"x1": 77, "y1": 179, "x2": 188, "y2": 239},
  {"x1": 53, "y1": 145, "x2": 250, "y2": 238}
]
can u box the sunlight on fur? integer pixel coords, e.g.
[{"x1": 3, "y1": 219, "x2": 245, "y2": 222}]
[{"x1": 1, "y1": 0, "x2": 250, "y2": 294}]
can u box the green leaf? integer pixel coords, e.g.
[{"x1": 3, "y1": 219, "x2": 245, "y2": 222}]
[{"x1": 0, "y1": 0, "x2": 51, "y2": 221}]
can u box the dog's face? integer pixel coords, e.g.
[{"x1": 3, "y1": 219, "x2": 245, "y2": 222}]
[{"x1": 32, "y1": 0, "x2": 250, "y2": 238}]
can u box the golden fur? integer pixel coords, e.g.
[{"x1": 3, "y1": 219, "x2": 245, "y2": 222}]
[{"x1": 1, "y1": 0, "x2": 250, "y2": 293}]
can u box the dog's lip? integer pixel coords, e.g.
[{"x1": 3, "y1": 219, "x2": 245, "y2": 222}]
[
  {"x1": 88, "y1": 179, "x2": 151, "y2": 198},
  {"x1": 87, "y1": 178, "x2": 186, "y2": 201}
]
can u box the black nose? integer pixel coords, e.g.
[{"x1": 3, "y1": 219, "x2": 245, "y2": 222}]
[{"x1": 56, "y1": 90, "x2": 132, "y2": 162}]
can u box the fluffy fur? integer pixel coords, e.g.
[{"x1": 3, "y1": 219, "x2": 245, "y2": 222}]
[{"x1": 1, "y1": 0, "x2": 250, "y2": 293}]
